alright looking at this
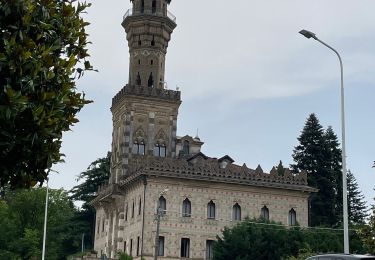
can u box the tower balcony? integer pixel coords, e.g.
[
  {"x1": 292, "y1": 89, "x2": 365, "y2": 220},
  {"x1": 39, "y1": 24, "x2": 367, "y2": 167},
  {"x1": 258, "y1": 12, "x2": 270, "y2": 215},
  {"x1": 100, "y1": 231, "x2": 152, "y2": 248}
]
[{"x1": 123, "y1": 8, "x2": 176, "y2": 23}]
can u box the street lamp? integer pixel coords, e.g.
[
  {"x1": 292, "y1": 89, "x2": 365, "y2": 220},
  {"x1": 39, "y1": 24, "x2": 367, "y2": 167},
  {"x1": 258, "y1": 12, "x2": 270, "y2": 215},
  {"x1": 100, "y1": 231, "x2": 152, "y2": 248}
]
[
  {"x1": 42, "y1": 178, "x2": 49, "y2": 260},
  {"x1": 299, "y1": 29, "x2": 349, "y2": 254},
  {"x1": 154, "y1": 188, "x2": 169, "y2": 260}
]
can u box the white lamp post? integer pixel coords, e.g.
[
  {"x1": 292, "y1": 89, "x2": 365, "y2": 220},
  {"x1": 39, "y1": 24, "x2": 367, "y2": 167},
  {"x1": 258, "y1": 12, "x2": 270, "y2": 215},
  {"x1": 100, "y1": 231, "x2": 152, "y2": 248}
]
[
  {"x1": 42, "y1": 178, "x2": 49, "y2": 260},
  {"x1": 299, "y1": 29, "x2": 349, "y2": 254}
]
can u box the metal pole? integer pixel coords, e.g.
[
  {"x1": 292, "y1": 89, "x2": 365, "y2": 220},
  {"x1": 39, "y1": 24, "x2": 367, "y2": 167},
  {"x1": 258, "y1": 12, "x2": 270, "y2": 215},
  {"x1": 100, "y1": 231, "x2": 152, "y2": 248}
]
[
  {"x1": 154, "y1": 206, "x2": 161, "y2": 260},
  {"x1": 314, "y1": 38, "x2": 349, "y2": 254},
  {"x1": 82, "y1": 233, "x2": 85, "y2": 253},
  {"x1": 42, "y1": 179, "x2": 49, "y2": 260}
]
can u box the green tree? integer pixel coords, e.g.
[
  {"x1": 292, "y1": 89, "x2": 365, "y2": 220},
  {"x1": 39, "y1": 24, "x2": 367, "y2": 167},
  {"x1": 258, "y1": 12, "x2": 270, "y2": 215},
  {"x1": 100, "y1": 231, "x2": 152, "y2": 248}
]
[
  {"x1": 324, "y1": 126, "x2": 343, "y2": 224},
  {"x1": 70, "y1": 152, "x2": 111, "y2": 249},
  {"x1": 359, "y1": 191, "x2": 375, "y2": 254},
  {"x1": 347, "y1": 170, "x2": 368, "y2": 225},
  {"x1": 291, "y1": 114, "x2": 337, "y2": 226},
  {"x1": 213, "y1": 218, "x2": 303, "y2": 260},
  {"x1": 0, "y1": 188, "x2": 83, "y2": 259},
  {"x1": 0, "y1": 199, "x2": 18, "y2": 259},
  {"x1": 70, "y1": 152, "x2": 111, "y2": 205},
  {"x1": 0, "y1": 0, "x2": 93, "y2": 189}
]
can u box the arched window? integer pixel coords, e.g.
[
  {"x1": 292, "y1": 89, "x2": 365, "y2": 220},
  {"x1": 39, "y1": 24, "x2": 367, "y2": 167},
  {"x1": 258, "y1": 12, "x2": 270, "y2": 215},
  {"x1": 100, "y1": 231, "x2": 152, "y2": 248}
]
[
  {"x1": 125, "y1": 203, "x2": 128, "y2": 221},
  {"x1": 159, "y1": 196, "x2": 166, "y2": 215},
  {"x1": 261, "y1": 205, "x2": 269, "y2": 220},
  {"x1": 132, "y1": 141, "x2": 145, "y2": 155},
  {"x1": 207, "y1": 200, "x2": 215, "y2": 219},
  {"x1": 148, "y1": 72, "x2": 154, "y2": 87},
  {"x1": 232, "y1": 203, "x2": 241, "y2": 221},
  {"x1": 183, "y1": 140, "x2": 189, "y2": 155},
  {"x1": 154, "y1": 144, "x2": 166, "y2": 157},
  {"x1": 182, "y1": 198, "x2": 191, "y2": 217},
  {"x1": 136, "y1": 72, "x2": 141, "y2": 85},
  {"x1": 138, "y1": 197, "x2": 142, "y2": 215},
  {"x1": 131, "y1": 201, "x2": 135, "y2": 218},
  {"x1": 140, "y1": 0, "x2": 144, "y2": 13},
  {"x1": 152, "y1": 0, "x2": 156, "y2": 13},
  {"x1": 289, "y1": 208, "x2": 297, "y2": 226},
  {"x1": 97, "y1": 218, "x2": 100, "y2": 234}
]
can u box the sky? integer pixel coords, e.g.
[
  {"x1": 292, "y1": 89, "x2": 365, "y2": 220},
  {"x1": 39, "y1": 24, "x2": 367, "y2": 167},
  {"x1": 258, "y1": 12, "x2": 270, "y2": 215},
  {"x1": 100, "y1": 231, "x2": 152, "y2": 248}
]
[{"x1": 51, "y1": 0, "x2": 375, "y2": 208}]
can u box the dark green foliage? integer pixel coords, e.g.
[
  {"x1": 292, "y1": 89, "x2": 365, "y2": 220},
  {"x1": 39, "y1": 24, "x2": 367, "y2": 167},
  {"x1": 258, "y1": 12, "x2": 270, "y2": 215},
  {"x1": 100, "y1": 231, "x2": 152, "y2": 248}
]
[
  {"x1": 0, "y1": 0, "x2": 93, "y2": 189},
  {"x1": 291, "y1": 114, "x2": 338, "y2": 226},
  {"x1": 291, "y1": 114, "x2": 368, "y2": 228},
  {"x1": 347, "y1": 170, "x2": 368, "y2": 225},
  {"x1": 324, "y1": 126, "x2": 343, "y2": 223},
  {"x1": 213, "y1": 218, "x2": 303, "y2": 260},
  {"x1": 69, "y1": 152, "x2": 111, "y2": 250},
  {"x1": 0, "y1": 188, "x2": 84, "y2": 259},
  {"x1": 118, "y1": 252, "x2": 134, "y2": 260},
  {"x1": 358, "y1": 191, "x2": 375, "y2": 254},
  {"x1": 213, "y1": 218, "x2": 365, "y2": 260},
  {"x1": 303, "y1": 228, "x2": 343, "y2": 253},
  {"x1": 70, "y1": 152, "x2": 111, "y2": 205}
]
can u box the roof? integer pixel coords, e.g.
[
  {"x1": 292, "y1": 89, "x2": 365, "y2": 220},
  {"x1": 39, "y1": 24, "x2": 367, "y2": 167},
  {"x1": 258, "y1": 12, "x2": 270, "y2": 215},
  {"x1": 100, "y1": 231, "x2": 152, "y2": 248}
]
[{"x1": 121, "y1": 156, "x2": 317, "y2": 193}]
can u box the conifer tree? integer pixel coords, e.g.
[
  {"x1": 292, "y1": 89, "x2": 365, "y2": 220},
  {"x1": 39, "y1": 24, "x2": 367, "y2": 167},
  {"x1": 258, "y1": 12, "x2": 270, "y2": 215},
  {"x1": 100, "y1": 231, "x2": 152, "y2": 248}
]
[
  {"x1": 291, "y1": 114, "x2": 337, "y2": 226},
  {"x1": 359, "y1": 191, "x2": 375, "y2": 254},
  {"x1": 347, "y1": 170, "x2": 368, "y2": 225},
  {"x1": 324, "y1": 126, "x2": 343, "y2": 224},
  {"x1": 70, "y1": 152, "x2": 111, "y2": 250}
]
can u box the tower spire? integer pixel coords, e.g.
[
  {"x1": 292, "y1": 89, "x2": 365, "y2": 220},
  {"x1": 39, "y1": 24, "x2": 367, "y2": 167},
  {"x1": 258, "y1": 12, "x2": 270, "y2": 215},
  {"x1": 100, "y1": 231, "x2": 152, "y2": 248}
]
[{"x1": 122, "y1": 0, "x2": 176, "y2": 89}]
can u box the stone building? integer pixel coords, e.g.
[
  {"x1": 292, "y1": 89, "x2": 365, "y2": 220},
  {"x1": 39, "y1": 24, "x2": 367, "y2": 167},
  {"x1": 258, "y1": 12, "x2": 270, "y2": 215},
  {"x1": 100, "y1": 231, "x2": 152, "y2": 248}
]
[{"x1": 90, "y1": 0, "x2": 316, "y2": 259}]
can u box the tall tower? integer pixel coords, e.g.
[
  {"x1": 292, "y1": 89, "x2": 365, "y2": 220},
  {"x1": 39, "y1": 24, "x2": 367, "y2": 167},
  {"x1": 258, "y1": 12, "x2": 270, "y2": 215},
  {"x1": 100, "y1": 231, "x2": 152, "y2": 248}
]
[
  {"x1": 110, "y1": 0, "x2": 180, "y2": 184},
  {"x1": 123, "y1": 0, "x2": 176, "y2": 88}
]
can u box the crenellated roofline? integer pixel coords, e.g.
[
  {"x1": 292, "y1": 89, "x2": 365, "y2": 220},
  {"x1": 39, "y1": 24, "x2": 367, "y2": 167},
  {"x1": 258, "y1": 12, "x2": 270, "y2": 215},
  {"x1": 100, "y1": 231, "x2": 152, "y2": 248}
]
[
  {"x1": 123, "y1": 156, "x2": 317, "y2": 192},
  {"x1": 90, "y1": 155, "x2": 317, "y2": 206}
]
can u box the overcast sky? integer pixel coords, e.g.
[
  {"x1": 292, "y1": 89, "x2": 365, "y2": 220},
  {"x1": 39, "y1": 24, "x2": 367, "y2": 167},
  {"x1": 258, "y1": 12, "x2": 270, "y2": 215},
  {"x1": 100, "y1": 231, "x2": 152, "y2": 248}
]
[{"x1": 51, "y1": 0, "x2": 375, "y2": 208}]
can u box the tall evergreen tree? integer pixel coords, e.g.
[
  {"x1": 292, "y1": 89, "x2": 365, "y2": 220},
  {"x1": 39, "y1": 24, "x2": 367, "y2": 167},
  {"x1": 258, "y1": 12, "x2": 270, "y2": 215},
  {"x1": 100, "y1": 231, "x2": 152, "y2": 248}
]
[
  {"x1": 347, "y1": 170, "x2": 368, "y2": 225},
  {"x1": 324, "y1": 126, "x2": 343, "y2": 224},
  {"x1": 291, "y1": 114, "x2": 337, "y2": 226},
  {"x1": 70, "y1": 152, "x2": 111, "y2": 249},
  {"x1": 359, "y1": 191, "x2": 375, "y2": 254}
]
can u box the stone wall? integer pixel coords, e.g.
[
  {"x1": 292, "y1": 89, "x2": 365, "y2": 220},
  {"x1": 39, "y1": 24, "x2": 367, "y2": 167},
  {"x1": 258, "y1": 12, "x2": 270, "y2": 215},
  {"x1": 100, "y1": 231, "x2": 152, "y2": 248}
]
[{"x1": 136, "y1": 176, "x2": 309, "y2": 259}]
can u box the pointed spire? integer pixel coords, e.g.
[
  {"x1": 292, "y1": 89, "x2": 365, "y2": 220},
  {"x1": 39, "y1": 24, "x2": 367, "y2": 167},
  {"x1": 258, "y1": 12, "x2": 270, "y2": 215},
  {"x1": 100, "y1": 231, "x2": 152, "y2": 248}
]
[{"x1": 255, "y1": 165, "x2": 263, "y2": 174}]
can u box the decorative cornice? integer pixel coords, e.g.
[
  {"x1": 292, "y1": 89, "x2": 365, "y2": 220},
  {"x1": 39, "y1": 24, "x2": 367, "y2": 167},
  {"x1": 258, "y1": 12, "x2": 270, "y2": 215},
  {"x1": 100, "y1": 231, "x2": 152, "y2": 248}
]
[
  {"x1": 91, "y1": 156, "x2": 317, "y2": 207},
  {"x1": 89, "y1": 183, "x2": 122, "y2": 206},
  {"x1": 122, "y1": 156, "x2": 317, "y2": 193},
  {"x1": 111, "y1": 84, "x2": 181, "y2": 110}
]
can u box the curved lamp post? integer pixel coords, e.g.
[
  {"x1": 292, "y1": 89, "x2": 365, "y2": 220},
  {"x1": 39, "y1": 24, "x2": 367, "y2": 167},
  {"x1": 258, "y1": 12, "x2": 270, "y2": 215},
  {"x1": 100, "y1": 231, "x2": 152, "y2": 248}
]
[{"x1": 299, "y1": 29, "x2": 349, "y2": 254}]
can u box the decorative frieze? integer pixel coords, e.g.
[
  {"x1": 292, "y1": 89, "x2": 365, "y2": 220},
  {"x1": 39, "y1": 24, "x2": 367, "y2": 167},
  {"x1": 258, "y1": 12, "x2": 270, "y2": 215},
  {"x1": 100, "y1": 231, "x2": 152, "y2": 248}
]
[{"x1": 122, "y1": 156, "x2": 314, "y2": 192}]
